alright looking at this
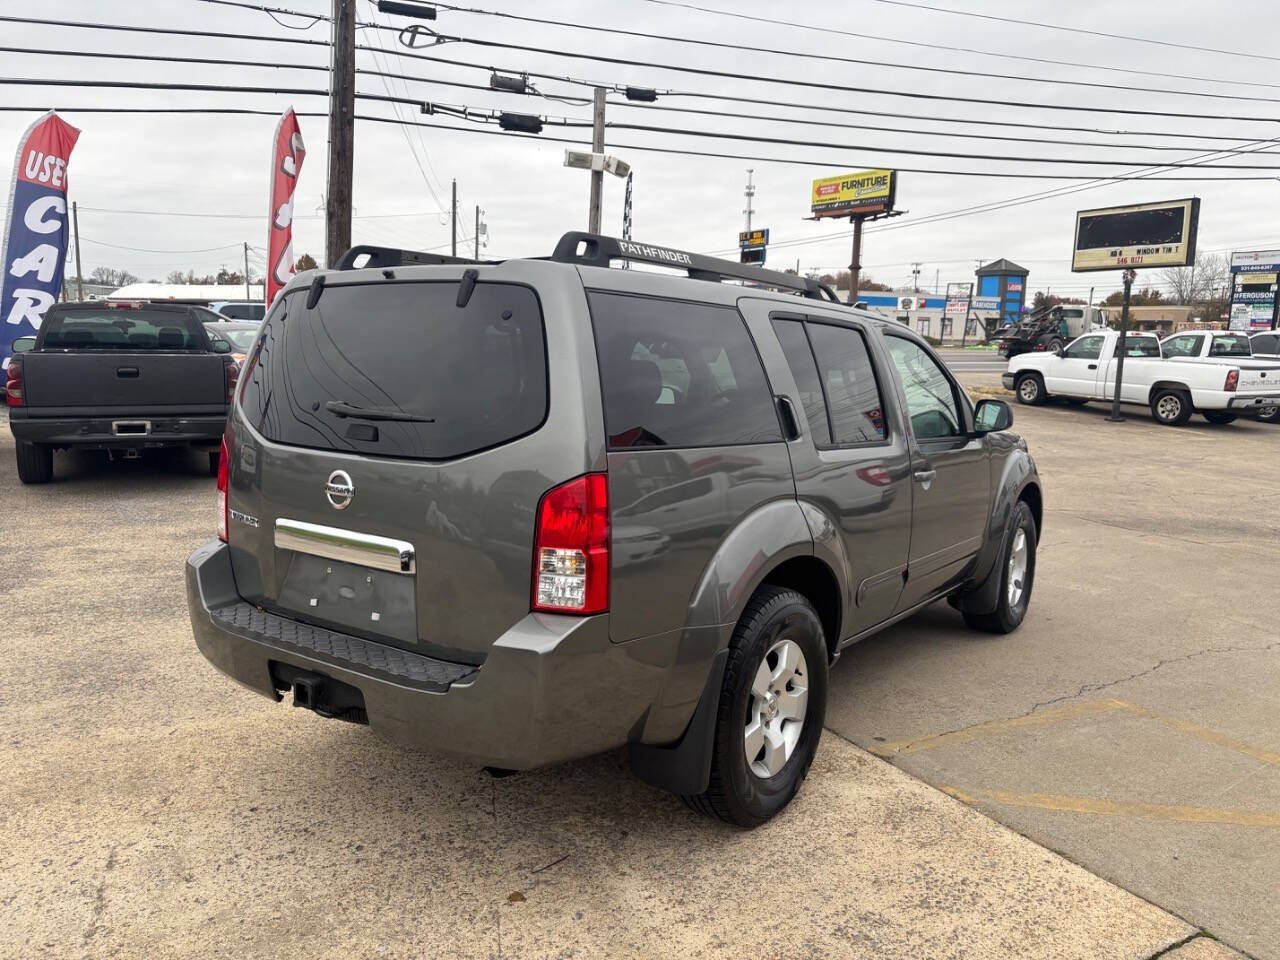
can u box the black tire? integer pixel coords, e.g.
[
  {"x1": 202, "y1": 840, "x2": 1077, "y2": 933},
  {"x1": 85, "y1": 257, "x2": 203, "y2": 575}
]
[
  {"x1": 1062, "y1": 398, "x2": 1088, "y2": 406},
  {"x1": 1202, "y1": 411, "x2": 1236, "y2": 425},
  {"x1": 1150, "y1": 388, "x2": 1192, "y2": 426},
  {"x1": 1014, "y1": 373, "x2": 1046, "y2": 406},
  {"x1": 208, "y1": 449, "x2": 220, "y2": 477},
  {"x1": 1045, "y1": 338, "x2": 1064, "y2": 354},
  {"x1": 963, "y1": 500, "x2": 1037, "y2": 635},
  {"x1": 15, "y1": 441, "x2": 53, "y2": 484},
  {"x1": 684, "y1": 586, "x2": 828, "y2": 828}
]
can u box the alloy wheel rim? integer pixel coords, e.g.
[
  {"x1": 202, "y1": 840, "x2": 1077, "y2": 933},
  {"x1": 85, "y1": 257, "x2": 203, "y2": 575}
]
[
  {"x1": 745, "y1": 637, "x2": 809, "y2": 779},
  {"x1": 1157, "y1": 395, "x2": 1181, "y2": 420},
  {"x1": 1007, "y1": 528, "x2": 1028, "y2": 608}
]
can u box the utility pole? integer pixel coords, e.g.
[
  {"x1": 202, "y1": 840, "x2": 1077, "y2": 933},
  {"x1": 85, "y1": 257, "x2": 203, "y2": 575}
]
[
  {"x1": 743, "y1": 168, "x2": 755, "y2": 232},
  {"x1": 911, "y1": 262, "x2": 922, "y2": 292},
  {"x1": 71, "y1": 200, "x2": 83, "y2": 301},
  {"x1": 1108, "y1": 268, "x2": 1136, "y2": 423},
  {"x1": 474, "y1": 205, "x2": 480, "y2": 260},
  {"x1": 621, "y1": 171, "x2": 633, "y2": 268},
  {"x1": 848, "y1": 218, "x2": 863, "y2": 306},
  {"x1": 324, "y1": 0, "x2": 355, "y2": 268},
  {"x1": 243, "y1": 242, "x2": 251, "y2": 301},
  {"x1": 451, "y1": 178, "x2": 457, "y2": 257},
  {"x1": 934, "y1": 268, "x2": 939, "y2": 294},
  {"x1": 588, "y1": 87, "x2": 606, "y2": 233}
]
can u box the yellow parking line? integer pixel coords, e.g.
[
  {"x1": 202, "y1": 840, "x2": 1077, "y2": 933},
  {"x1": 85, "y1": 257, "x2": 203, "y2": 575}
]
[
  {"x1": 944, "y1": 786, "x2": 1280, "y2": 829},
  {"x1": 1116, "y1": 703, "x2": 1280, "y2": 769},
  {"x1": 870, "y1": 699, "x2": 1130, "y2": 757}
]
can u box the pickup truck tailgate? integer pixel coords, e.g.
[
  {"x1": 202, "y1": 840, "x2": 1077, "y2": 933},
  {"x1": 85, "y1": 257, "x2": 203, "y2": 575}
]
[
  {"x1": 1236, "y1": 366, "x2": 1280, "y2": 394},
  {"x1": 21, "y1": 352, "x2": 227, "y2": 408}
]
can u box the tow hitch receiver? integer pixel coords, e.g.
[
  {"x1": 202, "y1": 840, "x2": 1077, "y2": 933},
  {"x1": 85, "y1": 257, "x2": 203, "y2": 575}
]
[
  {"x1": 291, "y1": 676, "x2": 322, "y2": 709},
  {"x1": 269, "y1": 661, "x2": 368, "y2": 724}
]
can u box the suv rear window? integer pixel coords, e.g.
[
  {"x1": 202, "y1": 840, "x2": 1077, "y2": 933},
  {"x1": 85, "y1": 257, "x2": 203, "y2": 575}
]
[
  {"x1": 239, "y1": 281, "x2": 547, "y2": 461},
  {"x1": 39, "y1": 308, "x2": 207, "y2": 350},
  {"x1": 589, "y1": 292, "x2": 781, "y2": 448}
]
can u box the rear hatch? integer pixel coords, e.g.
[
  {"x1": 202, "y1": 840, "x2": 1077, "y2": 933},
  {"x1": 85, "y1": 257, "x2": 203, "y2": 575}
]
[
  {"x1": 24, "y1": 304, "x2": 226, "y2": 413},
  {"x1": 228, "y1": 272, "x2": 577, "y2": 662},
  {"x1": 1236, "y1": 364, "x2": 1280, "y2": 394}
]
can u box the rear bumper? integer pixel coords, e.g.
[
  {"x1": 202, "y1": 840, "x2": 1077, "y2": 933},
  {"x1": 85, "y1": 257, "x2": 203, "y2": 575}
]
[
  {"x1": 186, "y1": 540, "x2": 683, "y2": 770},
  {"x1": 1226, "y1": 394, "x2": 1280, "y2": 410},
  {"x1": 10, "y1": 413, "x2": 225, "y2": 448}
]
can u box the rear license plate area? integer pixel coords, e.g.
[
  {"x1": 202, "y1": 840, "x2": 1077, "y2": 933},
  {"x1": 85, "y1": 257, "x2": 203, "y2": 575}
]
[{"x1": 277, "y1": 554, "x2": 417, "y2": 645}]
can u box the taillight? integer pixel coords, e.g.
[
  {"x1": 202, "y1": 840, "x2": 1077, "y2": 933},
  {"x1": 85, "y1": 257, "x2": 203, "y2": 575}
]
[
  {"x1": 224, "y1": 359, "x2": 240, "y2": 405},
  {"x1": 1224, "y1": 368, "x2": 1239, "y2": 392},
  {"x1": 532, "y1": 473, "x2": 609, "y2": 615},
  {"x1": 1033, "y1": 343, "x2": 1046, "y2": 351},
  {"x1": 4, "y1": 357, "x2": 22, "y2": 407},
  {"x1": 216, "y1": 427, "x2": 231, "y2": 542}
]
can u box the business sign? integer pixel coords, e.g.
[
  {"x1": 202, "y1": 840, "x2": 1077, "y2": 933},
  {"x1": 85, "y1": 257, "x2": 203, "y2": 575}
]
[
  {"x1": 738, "y1": 228, "x2": 768, "y2": 265},
  {"x1": 267, "y1": 109, "x2": 305, "y2": 304},
  {"x1": 944, "y1": 281, "x2": 971, "y2": 317},
  {"x1": 1, "y1": 111, "x2": 80, "y2": 365},
  {"x1": 973, "y1": 296, "x2": 1001, "y2": 311},
  {"x1": 1229, "y1": 248, "x2": 1278, "y2": 331},
  {"x1": 810, "y1": 169, "x2": 896, "y2": 219},
  {"x1": 1071, "y1": 198, "x2": 1200, "y2": 272},
  {"x1": 1007, "y1": 281, "x2": 1023, "y2": 292}
]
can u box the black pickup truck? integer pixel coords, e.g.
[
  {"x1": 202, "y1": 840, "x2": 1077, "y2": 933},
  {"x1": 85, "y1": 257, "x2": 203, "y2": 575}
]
[{"x1": 5, "y1": 302, "x2": 238, "y2": 483}]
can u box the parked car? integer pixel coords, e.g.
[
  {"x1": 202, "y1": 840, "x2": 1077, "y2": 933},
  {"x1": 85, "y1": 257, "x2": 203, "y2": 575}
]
[
  {"x1": 1003, "y1": 330, "x2": 1280, "y2": 425},
  {"x1": 208, "y1": 300, "x2": 266, "y2": 322},
  {"x1": 6, "y1": 301, "x2": 239, "y2": 482},
  {"x1": 186, "y1": 234, "x2": 1043, "y2": 827},
  {"x1": 1251, "y1": 331, "x2": 1280, "y2": 359},
  {"x1": 202, "y1": 320, "x2": 260, "y2": 363}
]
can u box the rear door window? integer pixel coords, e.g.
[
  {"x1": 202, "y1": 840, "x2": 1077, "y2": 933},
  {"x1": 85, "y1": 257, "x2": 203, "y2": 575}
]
[
  {"x1": 805, "y1": 322, "x2": 888, "y2": 444},
  {"x1": 1253, "y1": 334, "x2": 1279, "y2": 354},
  {"x1": 1209, "y1": 334, "x2": 1251, "y2": 357},
  {"x1": 589, "y1": 292, "x2": 780, "y2": 448},
  {"x1": 239, "y1": 280, "x2": 547, "y2": 461},
  {"x1": 1116, "y1": 337, "x2": 1160, "y2": 358},
  {"x1": 771, "y1": 318, "x2": 831, "y2": 445},
  {"x1": 39, "y1": 308, "x2": 206, "y2": 349},
  {"x1": 1064, "y1": 335, "x2": 1103, "y2": 360},
  {"x1": 1162, "y1": 335, "x2": 1202, "y2": 357}
]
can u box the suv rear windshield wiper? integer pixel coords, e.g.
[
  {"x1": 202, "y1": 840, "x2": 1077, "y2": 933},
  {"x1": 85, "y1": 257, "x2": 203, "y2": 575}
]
[{"x1": 324, "y1": 400, "x2": 435, "y2": 423}]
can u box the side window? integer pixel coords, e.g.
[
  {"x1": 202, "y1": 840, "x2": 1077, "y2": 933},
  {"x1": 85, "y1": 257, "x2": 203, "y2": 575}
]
[
  {"x1": 1253, "y1": 334, "x2": 1279, "y2": 354},
  {"x1": 1064, "y1": 335, "x2": 1103, "y2": 360},
  {"x1": 1209, "y1": 334, "x2": 1250, "y2": 357},
  {"x1": 1162, "y1": 335, "x2": 1195, "y2": 357},
  {"x1": 771, "y1": 318, "x2": 831, "y2": 445},
  {"x1": 885, "y1": 336, "x2": 962, "y2": 440},
  {"x1": 1115, "y1": 337, "x2": 1160, "y2": 358},
  {"x1": 590, "y1": 292, "x2": 781, "y2": 449},
  {"x1": 806, "y1": 323, "x2": 888, "y2": 444}
]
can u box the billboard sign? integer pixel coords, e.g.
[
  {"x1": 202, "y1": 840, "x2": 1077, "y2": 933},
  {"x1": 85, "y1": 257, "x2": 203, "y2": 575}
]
[
  {"x1": 1071, "y1": 198, "x2": 1200, "y2": 272},
  {"x1": 1, "y1": 110, "x2": 80, "y2": 366},
  {"x1": 738, "y1": 227, "x2": 768, "y2": 265},
  {"x1": 944, "y1": 281, "x2": 971, "y2": 318},
  {"x1": 810, "y1": 169, "x2": 896, "y2": 219},
  {"x1": 267, "y1": 109, "x2": 306, "y2": 304},
  {"x1": 1228, "y1": 249, "x2": 1279, "y2": 331}
]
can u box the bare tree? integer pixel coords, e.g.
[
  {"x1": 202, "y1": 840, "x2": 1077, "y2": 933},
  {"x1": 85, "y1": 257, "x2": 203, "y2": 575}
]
[
  {"x1": 89, "y1": 266, "x2": 139, "y2": 287},
  {"x1": 1161, "y1": 251, "x2": 1230, "y2": 306}
]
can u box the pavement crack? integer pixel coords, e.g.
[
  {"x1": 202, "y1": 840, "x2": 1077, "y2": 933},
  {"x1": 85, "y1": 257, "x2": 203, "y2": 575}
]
[
  {"x1": 83, "y1": 844, "x2": 118, "y2": 944},
  {"x1": 1026, "y1": 641, "x2": 1280, "y2": 715},
  {"x1": 1142, "y1": 932, "x2": 1205, "y2": 960}
]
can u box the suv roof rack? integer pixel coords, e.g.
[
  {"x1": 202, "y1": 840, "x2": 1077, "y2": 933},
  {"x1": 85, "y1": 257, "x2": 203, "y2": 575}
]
[
  {"x1": 335, "y1": 245, "x2": 483, "y2": 270},
  {"x1": 551, "y1": 232, "x2": 840, "y2": 302}
]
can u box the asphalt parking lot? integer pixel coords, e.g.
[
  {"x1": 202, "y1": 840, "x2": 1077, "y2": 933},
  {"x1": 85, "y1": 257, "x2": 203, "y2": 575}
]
[{"x1": 0, "y1": 400, "x2": 1272, "y2": 959}]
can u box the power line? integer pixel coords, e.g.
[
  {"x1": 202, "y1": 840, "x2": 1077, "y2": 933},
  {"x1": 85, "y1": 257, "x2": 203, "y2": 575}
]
[
  {"x1": 636, "y1": 0, "x2": 1280, "y2": 92},
  {"x1": 863, "y1": 0, "x2": 1280, "y2": 63},
  {"x1": 440, "y1": 32, "x2": 1280, "y2": 124},
  {"x1": 426, "y1": 1, "x2": 1280, "y2": 105},
  {"x1": 80, "y1": 237, "x2": 247, "y2": 253}
]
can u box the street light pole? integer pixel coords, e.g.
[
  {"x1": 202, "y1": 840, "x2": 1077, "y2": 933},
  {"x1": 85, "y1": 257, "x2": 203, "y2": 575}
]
[{"x1": 588, "y1": 87, "x2": 606, "y2": 233}]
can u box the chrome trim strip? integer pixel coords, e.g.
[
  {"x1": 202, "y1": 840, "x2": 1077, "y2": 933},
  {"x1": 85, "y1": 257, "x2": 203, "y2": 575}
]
[{"x1": 274, "y1": 518, "x2": 415, "y2": 575}]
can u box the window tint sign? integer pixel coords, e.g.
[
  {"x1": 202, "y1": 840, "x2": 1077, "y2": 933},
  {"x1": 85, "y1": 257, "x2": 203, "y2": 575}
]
[
  {"x1": 0, "y1": 110, "x2": 80, "y2": 366},
  {"x1": 1071, "y1": 198, "x2": 1199, "y2": 272}
]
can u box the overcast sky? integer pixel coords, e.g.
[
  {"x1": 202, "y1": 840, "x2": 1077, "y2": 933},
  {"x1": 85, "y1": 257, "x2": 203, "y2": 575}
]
[{"x1": 5, "y1": 0, "x2": 1280, "y2": 299}]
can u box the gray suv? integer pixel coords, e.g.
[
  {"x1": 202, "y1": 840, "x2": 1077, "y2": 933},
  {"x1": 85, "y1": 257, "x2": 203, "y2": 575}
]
[{"x1": 186, "y1": 234, "x2": 1042, "y2": 826}]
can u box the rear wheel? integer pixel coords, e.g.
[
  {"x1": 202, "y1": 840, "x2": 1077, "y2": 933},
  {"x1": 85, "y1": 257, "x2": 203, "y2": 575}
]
[
  {"x1": 1015, "y1": 373, "x2": 1046, "y2": 406},
  {"x1": 963, "y1": 501, "x2": 1037, "y2": 635},
  {"x1": 1202, "y1": 411, "x2": 1236, "y2": 425},
  {"x1": 1257, "y1": 405, "x2": 1280, "y2": 424},
  {"x1": 15, "y1": 441, "x2": 53, "y2": 484},
  {"x1": 1151, "y1": 389, "x2": 1192, "y2": 426},
  {"x1": 684, "y1": 586, "x2": 828, "y2": 828}
]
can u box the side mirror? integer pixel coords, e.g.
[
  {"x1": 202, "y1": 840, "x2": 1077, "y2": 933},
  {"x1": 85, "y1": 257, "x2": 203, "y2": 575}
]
[
  {"x1": 974, "y1": 398, "x2": 1013, "y2": 434},
  {"x1": 11, "y1": 335, "x2": 35, "y2": 354},
  {"x1": 209, "y1": 339, "x2": 232, "y2": 355}
]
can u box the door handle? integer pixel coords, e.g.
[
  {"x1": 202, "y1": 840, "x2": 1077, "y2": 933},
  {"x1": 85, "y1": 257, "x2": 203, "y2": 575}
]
[
  {"x1": 116, "y1": 366, "x2": 140, "y2": 378},
  {"x1": 912, "y1": 469, "x2": 936, "y2": 484},
  {"x1": 1087, "y1": 363, "x2": 1097, "y2": 370}
]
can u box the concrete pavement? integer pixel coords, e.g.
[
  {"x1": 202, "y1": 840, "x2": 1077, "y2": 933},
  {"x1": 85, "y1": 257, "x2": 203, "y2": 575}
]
[
  {"x1": 830, "y1": 394, "x2": 1279, "y2": 958},
  {"x1": 0, "y1": 421, "x2": 1228, "y2": 960}
]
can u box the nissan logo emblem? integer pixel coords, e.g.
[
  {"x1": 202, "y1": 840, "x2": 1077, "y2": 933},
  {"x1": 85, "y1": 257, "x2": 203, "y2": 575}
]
[{"x1": 325, "y1": 469, "x2": 354, "y2": 510}]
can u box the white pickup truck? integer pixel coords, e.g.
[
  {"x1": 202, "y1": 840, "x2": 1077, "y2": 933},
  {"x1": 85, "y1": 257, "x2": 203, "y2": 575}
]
[{"x1": 1002, "y1": 330, "x2": 1280, "y2": 425}]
